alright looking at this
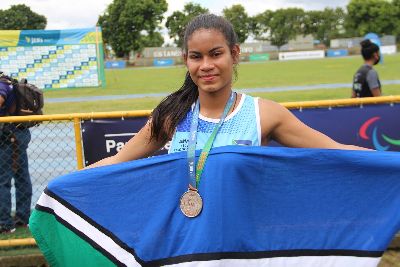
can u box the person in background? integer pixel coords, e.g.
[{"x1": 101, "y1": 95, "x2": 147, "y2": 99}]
[
  {"x1": 352, "y1": 39, "x2": 382, "y2": 98},
  {"x1": 0, "y1": 72, "x2": 32, "y2": 234}
]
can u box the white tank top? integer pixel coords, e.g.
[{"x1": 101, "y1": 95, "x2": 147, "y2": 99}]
[{"x1": 169, "y1": 93, "x2": 261, "y2": 153}]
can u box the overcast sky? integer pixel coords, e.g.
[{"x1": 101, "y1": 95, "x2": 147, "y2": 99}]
[{"x1": 0, "y1": 0, "x2": 350, "y2": 30}]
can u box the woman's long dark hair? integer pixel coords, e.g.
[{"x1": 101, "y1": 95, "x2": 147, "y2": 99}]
[{"x1": 150, "y1": 14, "x2": 239, "y2": 143}]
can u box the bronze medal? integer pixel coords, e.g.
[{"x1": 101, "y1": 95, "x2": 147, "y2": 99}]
[{"x1": 180, "y1": 189, "x2": 203, "y2": 218}]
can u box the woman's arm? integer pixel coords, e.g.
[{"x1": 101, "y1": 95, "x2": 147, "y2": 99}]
[
  {"x1": 86, "y1": 120, "x2": 167, "y2": 169},
  {"x1": 259, "y1": 99, "x2": 369, "y2": 150}
]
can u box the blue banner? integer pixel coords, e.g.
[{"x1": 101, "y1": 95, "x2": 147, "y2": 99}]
[
  {"x1": 81, "y1": 118, "x2": 169, "y2": 166},
  {"x1": 17, "y1": 28, "x2": 100, "y2": 46},
  {"x1": 326, "y1": 49, "x2": 348, "y2": 57},
  {"x1": 272, "y1": 103, "x2": 400, "y2": 151},
  {"x1": 81, "y1": 103, "x2": 400, "y2": 166},
  {"x1": 153, "y1": 58, "x2": 174, "y2": 67},
  {"x1": 105, "y1": 60, "x2": 126, "y2": 69}
]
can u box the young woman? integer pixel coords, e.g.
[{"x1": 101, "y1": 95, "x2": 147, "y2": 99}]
[{"x1": 89, "y1": 14, "x2": 363, "y2": 169}]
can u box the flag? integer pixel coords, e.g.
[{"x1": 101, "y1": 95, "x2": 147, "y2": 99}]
[{"x1": 29, "y1": 146, "x2": 400, "y2": 267}]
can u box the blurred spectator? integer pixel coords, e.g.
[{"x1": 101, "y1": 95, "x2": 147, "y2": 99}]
[
  {"x1": 352, "y1": 39, "x2": 382, "y2": 98},
  {"x1": 0, "y1": 73, "x2": 32, "y2": 234}
]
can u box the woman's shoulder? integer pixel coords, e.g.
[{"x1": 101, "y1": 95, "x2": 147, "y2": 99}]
[
  {"x1": 258, "y1": 98, "x2": 285, "y2": 111},
  {"x1": 257, "y1": 98, "x2": 290, "y2": 125}
]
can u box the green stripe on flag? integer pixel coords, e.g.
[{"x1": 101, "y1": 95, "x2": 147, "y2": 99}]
[{"x1": 29, "y1": 209, "x2": 116, "y2": 267}]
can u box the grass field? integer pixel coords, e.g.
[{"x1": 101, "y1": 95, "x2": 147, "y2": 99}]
[{"x1": 44, "y1": 54, "x2": 400, "y2": 114}]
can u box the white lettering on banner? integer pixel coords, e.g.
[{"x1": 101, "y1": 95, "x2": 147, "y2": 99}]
[
  {"x1": 380, "y1": 45, "x2": 397, "y2": 55},
  {"x1": 105, "y1": 140, "x2": 128, "y2": 153},
  {"x1": 279, "y1": 50, "x2": 325, "y2": 61},
  {"x1": 105, "y1": 139, "x2": 171, "y2": 154},
  {"x1": 152, "y1": 50, "x2": 182, "y2": 58}
]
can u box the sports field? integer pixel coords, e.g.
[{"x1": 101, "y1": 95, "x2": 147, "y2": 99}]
[{"x1": 44, "y1": 54, "x2": 400, "y2": 114}]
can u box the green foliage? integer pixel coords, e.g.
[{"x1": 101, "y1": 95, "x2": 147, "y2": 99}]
[
  {"x1": 165, "y1": 2, "x2": 209, "y2": 47},
  {"x1": 141, "y1": 32, "x2": 164, "y2": 47},
  {"x1": 250, "y1": 10, "x2": 273, "y2": 40},
  {"x1": 0, "y1": 4, "x2": 46, "y2": 30},
  {"x1": 252, "y1": 8, "x2": 305, "y2": 49},
  {"x1": 97, "y1": 0, "x2": 168, "y2": 58},
  {"x1": 345, "y1": 0, "x2": 397, "y2": 36},
  {"x1": 222, "y1": 4, "x2": 250, "y2": 43},
  {"x1": 392, "y1": 0, "x2": 400, "y2": 40},
  {"x1": 303, "y1": 8, "x2": 346, "y2": 46}
]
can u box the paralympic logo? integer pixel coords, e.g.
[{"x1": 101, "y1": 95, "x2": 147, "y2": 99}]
[{"x1": 359, "y1": 116, "x2": 400, "y2": 151}]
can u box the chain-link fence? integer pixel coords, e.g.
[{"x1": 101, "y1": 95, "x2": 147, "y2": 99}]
[
  {"x1": 0, "y1": 121, "x2": 77, "y2": 235},
  {"x1": 0, "y1": 116, "x2": 80, "y2": 266}
]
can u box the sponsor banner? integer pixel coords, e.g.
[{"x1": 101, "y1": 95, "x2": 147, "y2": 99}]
[
  {"x1": 153, "y1": 58, "x2": 174, "y2": 67},
  {"x1": 249, "y1": 53, "x2": 270, "y2": 62},
  {"x1": 81, "y1": 103, "x2": 400, "y2": 166},
  {"x1": 271, "y1": 104, "x2": 400, "y2": 152},
  {"x1": 279, "y1": 50, "x2": 324, "y2": 61},
  {"x1": 326, "y1": 49, "x2": 349, "y2": 57},
  {"x1": 0, "y1": 27, "x2": 105, "y2": 89},
  {"x1": 380, "y1": 45, "x2": 397, "y2": 55},
  {"x1": 105, "y1": 60, "x2": 126, "y2": 69},
  {"x1": 81, "y1": 118, "x2": 169, "y2": 166},
  {"x1": 0, "y1": 28, "x2": 102, "y2": 47}
]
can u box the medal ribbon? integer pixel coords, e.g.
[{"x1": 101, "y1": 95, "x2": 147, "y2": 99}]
[{"x1": 187, "y1": 92, "x2": 235, "y2": 189}]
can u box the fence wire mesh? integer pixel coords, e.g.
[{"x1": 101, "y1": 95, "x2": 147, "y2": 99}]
[{"x1": 1, "y1": 120, "x2": 76, "y2": 266}]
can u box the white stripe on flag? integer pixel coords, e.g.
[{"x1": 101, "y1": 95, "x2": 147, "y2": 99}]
[
  {"x1": 168, "y1": 256, "x2": 381, "y2": 267},
  {"x1": 37, "y1": 192, "x2": 140, "y2": 267}
]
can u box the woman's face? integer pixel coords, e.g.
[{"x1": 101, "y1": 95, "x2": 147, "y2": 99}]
[{"x1": 184, "y1": 29, "x2": 239, "y2": 95}]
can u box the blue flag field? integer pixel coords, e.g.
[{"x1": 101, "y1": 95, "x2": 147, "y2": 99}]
[{"x1": 29, "y1": 146, "x2": 400, "y2": 266}]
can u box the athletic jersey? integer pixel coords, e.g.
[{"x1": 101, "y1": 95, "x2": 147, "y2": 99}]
[
  {"x1": 169, "y1": 93, "x2": 261, "y2": 153},
  {"x1": 352, "y1": 64, "x2": 381, "y2": 98}
]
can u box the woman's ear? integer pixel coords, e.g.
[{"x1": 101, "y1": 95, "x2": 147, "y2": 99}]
[{"x1": 231, "y1": 44, "x2": 240, "y2": 64}]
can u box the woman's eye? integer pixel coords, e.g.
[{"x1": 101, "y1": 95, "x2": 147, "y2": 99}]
[
  {"x1": 189, "y1": 55, "x2": 200, "y2": 60},
  {"x1": 213, "y1": 52, "x2": 222, "y2": 57}
]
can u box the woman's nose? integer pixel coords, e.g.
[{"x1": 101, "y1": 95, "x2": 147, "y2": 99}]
[{"x1": 200, "y1": 57, "x2": 214, "y2": 71}]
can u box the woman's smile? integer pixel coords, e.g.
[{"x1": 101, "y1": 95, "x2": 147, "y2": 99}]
[{"x1": 199, "y1": 74, "x2": 218, "y2": 82}]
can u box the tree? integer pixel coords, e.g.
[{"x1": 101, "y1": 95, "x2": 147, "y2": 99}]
[
  {"x1": 392, "y1": 0, "x2": 400, "y2": 40},
  {"x1": 252, "y1": 8, "x2": 305, "y2": 50},
  {"x1": 165, "y1": 2, "x2": 209, "y2": 47},
  {"x1": 141, "y1": 32, "x2": 164, "y2": 47},
  {"x1": 222, "y1": 4, "x2": 250, "y2": 43},
  {"x1": 250, "y1": 10, "x2": 273, "y2": 40},
  {"x1": 0, "y1": 4, "x2": 46, "y2": 30},
  {"x1": 345, "y1": 0, "x2": 396, "y2": 37},
  {"x1": 303, "y1": 8, "x2": 345, "y2": 46},
  {"x1": 97, "y1": 0, "x2": 167, "y2": 58}
]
